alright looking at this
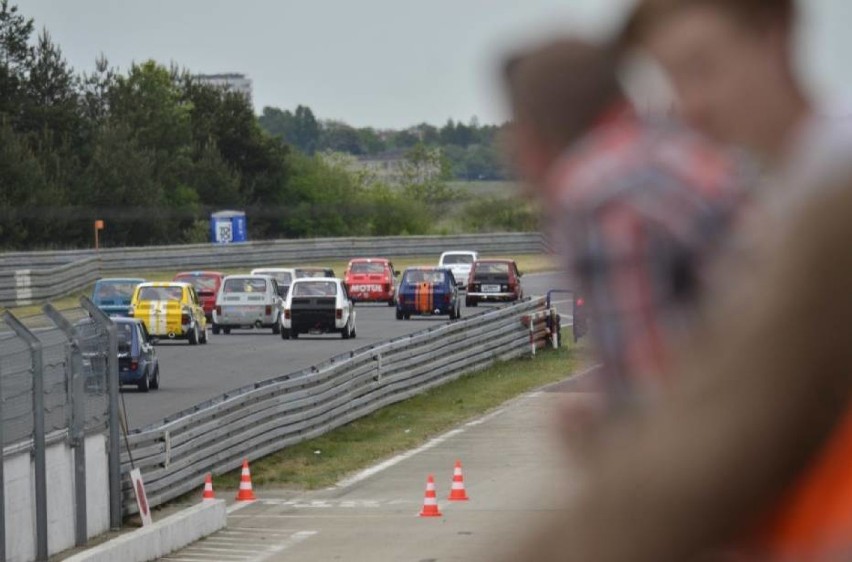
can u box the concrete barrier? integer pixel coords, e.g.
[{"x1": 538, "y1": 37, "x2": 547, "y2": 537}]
[{"x1": 63, "y1": 499, "x2": 226, "y2": 562}]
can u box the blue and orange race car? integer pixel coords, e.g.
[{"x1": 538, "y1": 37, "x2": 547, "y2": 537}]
[{"x1": 395, "y1": 267, "x2": 461, "y2": 320}]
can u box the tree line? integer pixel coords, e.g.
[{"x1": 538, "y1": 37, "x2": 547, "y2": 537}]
[
  {"x1": 258, "y1": 106, "x2": 510, "y2": 181},
  {"x1": 0, "y1": 1, "x2": 529, "y2": 251}
]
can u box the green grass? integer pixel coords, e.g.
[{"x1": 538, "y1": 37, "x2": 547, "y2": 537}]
[
  {"x1": 210, "y1": 344, "x2": 585, "y2": 492},
  {"x1": 2, "y1": 253, "x2": 557, "y2": 318}
]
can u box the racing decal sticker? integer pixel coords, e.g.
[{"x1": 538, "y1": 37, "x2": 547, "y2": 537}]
[
  {"x1": 351, "y1": 284, "x2": 383, "y2": 293},
  {"x1": 415, "y1": 282, "x2": 433, "y2": 314}
]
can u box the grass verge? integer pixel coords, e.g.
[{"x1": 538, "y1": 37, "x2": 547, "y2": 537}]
[{"x1": 210, "y1": 344, "x2": 585, "y2": 492}]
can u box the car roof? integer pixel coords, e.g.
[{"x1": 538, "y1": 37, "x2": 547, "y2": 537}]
[
  {"x1": 137, "y1": 281, "x2": 193, "y2": 289},
  {"x1": 440, "y1": 251, "x2": 477, "y2": 256},
  {"x1": 292, "y1": 277, "x2": 339, "y2": 283},
  {"x1": 223, "y1": 274, "x2": 275, "y2": 280},
  {"x1": 251, "y1": 267, "x2": 296, "y2": 273},
  {"x1": 174, "y1": 271, "x2": 224, "y2": 277},
  {"x1": 404, "y1": 266, "x2": 450, "y2": 272},
  {"x1": 474, "y1": 259, "x2": 514, "y2": 264},
  {"x1": 96, "y1": 277, "x2": 146, "y2": 284},
  {"x1": 348, "y1": 258, "x2": 389, "y2": 263}
]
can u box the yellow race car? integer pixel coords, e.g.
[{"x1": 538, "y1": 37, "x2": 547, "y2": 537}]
[{"x1": 129, "y1": 282, "x2": 208, "y2": 345}]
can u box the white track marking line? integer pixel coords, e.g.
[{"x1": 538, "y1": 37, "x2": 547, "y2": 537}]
[
  {"x1": 226, "y1": 500, "x2": 254, "y2": 514},
  {"x1": 257, "y1": 531, "x2": 318, "y2": 561}
]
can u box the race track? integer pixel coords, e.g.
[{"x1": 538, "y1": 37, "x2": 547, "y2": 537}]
[{"x1": 123, "y1": 272, "x2": 567, "y2": 429}]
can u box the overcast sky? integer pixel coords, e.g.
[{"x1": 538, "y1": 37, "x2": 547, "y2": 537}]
[{"x1": 22, "y1": 0, "x2": 852, "y2": 129}]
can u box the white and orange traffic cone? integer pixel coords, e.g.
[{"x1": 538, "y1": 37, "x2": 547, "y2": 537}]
[
  {"x1": 419, "y1": 474, "x2": 442, "y2": 517},
  {"x1": 201, "y1": 473, "x2": 215, "y2": 501},
  {"x1": 235, "y1": 459, "x2": 257, "y2": 501},
  {"x1": 448, "y1": 460, "x2": 469, "y2": 501}
]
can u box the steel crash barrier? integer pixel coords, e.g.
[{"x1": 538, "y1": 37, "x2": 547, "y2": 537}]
[{"x1": 118, "y1": 297, "x2": 556, "y2": 514}]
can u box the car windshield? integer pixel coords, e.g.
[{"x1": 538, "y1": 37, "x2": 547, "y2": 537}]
[
  {"x1": 175, "y1": 275, "x2": 218, "y2": 292},
  {"x1": 293, "y1": 281, "x2": 337, "y2": 297},
  {"x1": 138, "y1": 286, "x2": 183, "y2": 301},
  {"x1": 223, "y1": 278, "x2": 268, "y2": 294},
  {"x1": 404, "y1": 270, "x2": 445, "y2": 284},
  {"x1": 442, "y1": 254, "x2": 474, "y2": 265},
  {"x1": 94, "y1": 281, "x2": 138, "y2": 302},
  {"x1": 116, "y1": 323, "x2": 134, "y2": 353},
  {"x1": 254, "y1": 271, "x2": 292, "y2": 285},
  {"x1": 350, "y1": 263, "x2": 385, "y2": 274}
]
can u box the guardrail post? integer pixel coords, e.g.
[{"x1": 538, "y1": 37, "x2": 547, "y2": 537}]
[
  {"x1": 78, "y1": 296, "x2": 122, "y2": 530},
  {"x1": 2, "y1": 311, "x2": 49, "y2": 560},
  {"x1": 43, "y1": 304, "x2": 88, "y2": 546}
]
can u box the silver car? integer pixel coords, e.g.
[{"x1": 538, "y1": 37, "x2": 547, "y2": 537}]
[{"x1": 213, "y1": 275, "x2": 283, "y2": 335}]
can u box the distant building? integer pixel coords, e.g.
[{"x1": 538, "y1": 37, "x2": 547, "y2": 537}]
[{"x1": 194, "y1": 73, "x2": 253, "y2": 106}]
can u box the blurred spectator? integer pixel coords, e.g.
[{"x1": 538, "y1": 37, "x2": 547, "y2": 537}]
[
  {"x1": 621, "y1": 0, "x2": 852, "y2": 215},
  {"x1": 503, "y1": 172, "x2": 852, "y2": 562},
  {"x1": 504, "y1": 39, "x2": 743, "y2": 402}
]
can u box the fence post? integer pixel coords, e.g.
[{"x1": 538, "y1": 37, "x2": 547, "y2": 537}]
[
  {"x1": 78, "y1": 296, "x2": 122, "y2": 530},
  {"x1": 2, "y1": 311, "x2": 49, "y2": 561},
  {"x1": 43, "y1": 304, "x2": 88, "y2": 546},
  {"x1": 0, "y1": 354, "x2": 5, "y2": 562}
]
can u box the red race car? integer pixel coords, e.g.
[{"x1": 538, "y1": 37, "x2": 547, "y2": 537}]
[
  {"x1": 173, "y1": 271, "x2": 225, "y2": 321},
  {"x1": 343, "y1": 258, "x2": 398, "y2": 306}
]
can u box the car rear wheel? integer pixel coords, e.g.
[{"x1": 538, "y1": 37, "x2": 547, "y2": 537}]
[
  {"x1": 138, "y1": 370, "x2": 150, "y2": 393},
  {"x1": 200, "y1": 327, "x2": 209, "y2": 344},
  {"x1": 290, "y1": 330, "x2": 299, "y2": 340},
  {"x1": 272, "y1": 321, "x2": 281, "y2": 335},
  {"x1": 466, "y1": 297, "x2": 478, "y2": 307},
  {"x1": 223, "y1": 327, "x2": 231, "y2": 335},
  {"x1": 281, "y1": 328, "x2": 290, "y2": 340},
  {"x1": 395, "y1": 309, "x2": 403, "y2": 320},
  {"x1": 150, "y1": 367, "x2": 160, "y2": 390},
  {"x1": 212, "y1": 324, "x2": 221, "y2": 335},
  {"x1": 188, "y1": 325, "x2": 199, "y2": 345},
  {"x1": 341, "y1": 319, "x2": 351, "y2": 339}
]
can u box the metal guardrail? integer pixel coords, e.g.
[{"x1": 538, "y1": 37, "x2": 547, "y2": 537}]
[
  {"x1": 0, "y1": 232, "x2": 548, "y2": 307},
  {"x1": 118, "y1": 297, "x2": 552, "y2": 514}
]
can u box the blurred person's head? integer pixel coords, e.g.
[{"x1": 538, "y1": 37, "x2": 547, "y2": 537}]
[
  {"x1": 503, "y1": 39, "x2": 625, "y2": 204},
  {"x1": 622, "y1": 0, "x2": 808, "y2": 162}
]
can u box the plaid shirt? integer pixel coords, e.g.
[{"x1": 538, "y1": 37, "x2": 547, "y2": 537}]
[{"x1": 549, "y1": 110, "x2": 743, "y2": 398}]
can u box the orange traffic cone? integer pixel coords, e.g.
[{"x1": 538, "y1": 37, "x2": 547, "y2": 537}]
[
  {"x1": 235, "y1": 459, "x2": 257, "y2": 501},
  {"x1": 448, "y1": 460, "x2": 469, "y2": 501},
  {"x1": 419, "y1": 474, "x2": 442, "y2": 517},
  {"x1": 201, "y1": 473, "x2": 215, "y2": 501}
]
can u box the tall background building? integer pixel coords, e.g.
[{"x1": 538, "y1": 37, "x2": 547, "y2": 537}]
[{"x1": 194, "y1": 73, "x2": 253, "y2": 107}]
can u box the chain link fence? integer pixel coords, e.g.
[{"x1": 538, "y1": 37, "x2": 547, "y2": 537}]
[{"x1": 1, "y1": 298, "x2": 121, "y2": 560}]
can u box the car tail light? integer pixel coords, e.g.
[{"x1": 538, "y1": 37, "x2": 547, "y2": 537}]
[
  {"x1": 336, "y1": 309, "x2": 343, "y2": 320},
  {"x1": 576, "y1": 298, "x2": 585, "y2": 307},
  {"x1": 265, "y1": 305, "x2": 272, "y2": 315},
  {"x1": 130, "y1": 360, "x2": 138, "y2": 371},
  {"x1": 398, "y1": 294, "x2": 405, "y2": 304},
  {"x1": 181, "y1": 313, "x2": 190, "y2": 325},
  {"x1": 443, "y1": 294, "x2": 451, "y2": 303},
  {"x1": 216, "y1": 305, "x2": 222, "y2": 315},
  {"x1": 284, "y1": 309, "x2": 291, "y2": 319},
  {"x1": 127, "y1": 309, "x2": 134, "y2": 317}
]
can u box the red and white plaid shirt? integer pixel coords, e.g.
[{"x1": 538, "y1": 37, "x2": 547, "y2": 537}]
[{"x1": 549, "y1": 108, "x2": 744, "y2": 399}]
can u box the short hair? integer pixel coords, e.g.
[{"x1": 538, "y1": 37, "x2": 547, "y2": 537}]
[
  {"x1": 503, "y1": 38, "x2": 624, "y2": 149},
  {"x1": 619, "y1": 0, "x2": 796, "y2": 47}
]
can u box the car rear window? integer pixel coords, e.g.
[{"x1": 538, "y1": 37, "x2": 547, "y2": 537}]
[
  {"x1": 175, "y1": 275, "x2": 218, "y2": 292},
  {"x1": 403, "y1": 270, "x2": 446, "y2": 284},
  {"x1": 94, "y1": 281, "x2": 138, "y2": 301},
  {"x1": 475, "y1": 262, "x2": 510, "y2": 275},
  {"x1": 295, "y1": 269, "x2": 334, "y2": 278},
  {"x1": 254, "y1": 271, "x2": 292, "y2": 285},
  {"x1": 350, "y1": 263, "x2": 386, "y2": 274},
  {"x1": 137, "y1": 286, "x2": 183, "y2": 301},
  {"x1": 223, "y1": 278, "x2": 268, "y2": 294},
  {"x1": 292, "y1": 281, "x2": 337, "y2": 297},
  {"x1": 116, "y1": 323, "x2": 134, "y2": 352},
  {"x1": 441, "y1": 254, "x2": 474, "y2": 265}
]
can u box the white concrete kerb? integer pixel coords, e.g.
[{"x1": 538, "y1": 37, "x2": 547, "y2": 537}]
[{"x1": 63, "y1": 499, "x2": 226, "y2": 562}]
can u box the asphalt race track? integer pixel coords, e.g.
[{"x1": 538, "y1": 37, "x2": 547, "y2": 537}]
[{"x1": 122, "y1": 272, "x2": 567, "y2": 429}]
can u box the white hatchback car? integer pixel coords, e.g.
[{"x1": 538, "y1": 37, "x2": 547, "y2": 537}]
[
  {"x1": 438, "y1": 251, "x2": 479, "y2": 288},
  {"x1": 213, "y1": 275, "x2": 283, "y2": 335},
  {"x1": 280, "y1": 278, "x2": 356, "y2": 340}
]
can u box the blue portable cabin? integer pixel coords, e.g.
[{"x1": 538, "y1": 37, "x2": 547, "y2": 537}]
[{"x1": 210, "y1": 210, "x2": 248, "y2": 244}]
